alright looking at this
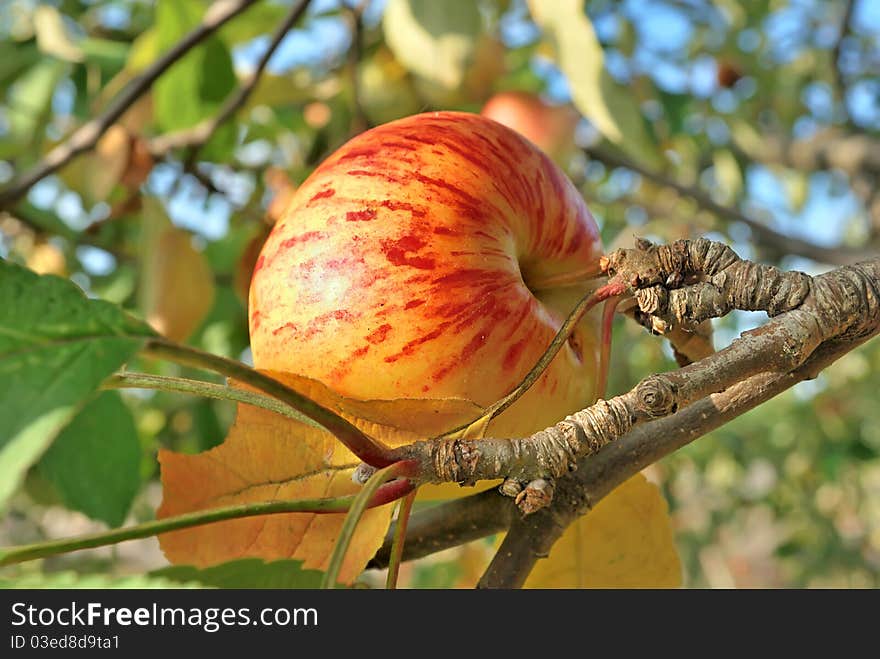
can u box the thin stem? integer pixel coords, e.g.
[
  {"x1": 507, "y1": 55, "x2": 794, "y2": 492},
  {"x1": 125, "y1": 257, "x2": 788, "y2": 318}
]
[
  {"x1": 439, "y1": 279, "x2": 624, "y2": 439},
  {"x1": 527, "y1": 263, "x2": 604, "y2": 291},
  {"x1": 0, "y1": 497, "x2": 351, "y2": 567},
  {"x1": 345, "y1": 0, "x2": 369, "y2": 135},
  {"x1": 385, "y1": 489, "x2": 417, "y2": 589},
  {"x1": 831, "y1": 0, "x2": 856, "y2": 124},
  {"x1": 369, "y1": 488, "x2": 513, "y2": 570},
  {"x1": 0, "y1": 480, "x2": 414, "y2": 568},
  {"x1": 143, "y1": 338, "x2": 395, "y2": 467},
  {"x1": 321, "y1": 461, "x2": 417, "y2": 589},
  {"x1": 149, "y1": 0, "x2": 313, "y2": 156},
  {"x1": 104, "y1": 372, "x2": 322, "y2": 429}
]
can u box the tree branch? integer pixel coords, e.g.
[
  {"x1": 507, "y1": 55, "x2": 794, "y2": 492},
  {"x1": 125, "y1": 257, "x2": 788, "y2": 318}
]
[
  {"x1": 370, "y1": 489, "x2": 512, "y2": 569},
  {"x1": 370, "y1": 286, "x2": 879, "y2": 580},
  {"x1": 479, "y1": 324, "x2": 879, "y2": 587},
  {"x1": 147, "y1": 0, "x2": 312, "y2": 157},
  {"x1": 585, "y1": 145, "x2": 876, "y2": 266},
  {"x1": 389, "y1": 240, "x2": 880, "y2": 513},
  {"x1": 831, "y1": 0, "x2": 857, "y2": 122},
  {"x1": 732, "y1": 128, "x2": 880, "y2": 182},
  {"x1": 0, "y1": 0, "x2": 261, "y2": 210}
]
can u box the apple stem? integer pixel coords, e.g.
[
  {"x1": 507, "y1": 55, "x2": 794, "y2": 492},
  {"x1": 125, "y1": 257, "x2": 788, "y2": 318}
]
[
  {"x1": 597, "y1": 294, "x2": 623, "y2": 400},
  {"x1": 142, "y1": 338, "x2": 397, "y2": 467},
  {"x1": 321, "y1": 461, "x2": 418, "y2": 588},
  {"x1": 385, "y1": 489, "x2": 418, "y2": 589},
  {"x1": 526, "y1": 263, "x2": 605, "y2": 291},
  {"x1": 437, "y1": 277, "x2": 627, "y2": 439}
]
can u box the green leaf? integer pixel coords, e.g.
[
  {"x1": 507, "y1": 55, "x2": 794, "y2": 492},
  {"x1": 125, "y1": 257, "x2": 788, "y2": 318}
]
[
  {"x1": 203, "y1": 222, "x2": 263, "y2": 275},
  {"x1": 153, "y1": 0, "x2": 237, "y2": 158},
  {"x1": 33, "y1": 5, "x2": 84, "y2": 62},
  {"x1": 13, "y1": 202, "x2": 77, "y2": 241},
  {"x1": 0, "y1": 41, "x2": 41, "y2": 88},
  {"x1": 153, "y1": 558, "x2": 337, "y2": 588},
  {"x1": 527, "y1": 0, "x2": 661, "y2": 167},
  {"x1": 780, "y1": 169, "x2": 809, "y2": 213},
  {"x1": 0, "y1": 260, "x2": 156, "y2": 510},
  {"x1": 6, "y1": 58, "x2": 67, "y2": 152},
  {"x1": 37, "y1": 391, "x2": 141, "y2": 527},
  {"x1": 218, "y1": 2, "x2": 290, "y2": 45},
  {"x1": 658, "y1": 90, "x2": 690, "y2": 137},
  {"x1": 382, "y1": 0, "x2": 481, "y2": 89},
  {"x1": 0, "y1": 572, "x2": 198, "y2": 589},
  {"x1": 80, "y1": 38, "x2": 129, "y2": 73}
]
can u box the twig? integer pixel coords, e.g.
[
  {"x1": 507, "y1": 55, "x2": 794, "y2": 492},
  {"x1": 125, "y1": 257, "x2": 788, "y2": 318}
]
[
  {"x1": 831, "y1": 0, "x2": 857, "y2": 123},
  {"x1": 369, "y1": 489, "x2": 511, "y2": 569},
  {"x1": 148, "y1": 0, "x2": 313, "y2": 157},
  {"x1": 344, "y1": 0, "x2": 369, "y2": 135},
  {"x1": 0, "y1": 0, "x2": 261, "y2": 210},
  {"x1": 385, "y1": 490, "x2": 417, "y2": 589},
  {"x1": 321, "y1": 461, "x2": 417, "y2": 588},
  {"x1": 585, "y1": 145, "x2": 875, "y2": 266}
]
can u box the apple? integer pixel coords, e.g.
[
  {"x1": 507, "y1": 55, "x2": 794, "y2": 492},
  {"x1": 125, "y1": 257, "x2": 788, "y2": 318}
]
[
  {"x1": 480, "y1": 91, "x2": 580, "y2": 166},
  {"x1": 248, "y1": 111, "x2": 603, "y2": 444}
]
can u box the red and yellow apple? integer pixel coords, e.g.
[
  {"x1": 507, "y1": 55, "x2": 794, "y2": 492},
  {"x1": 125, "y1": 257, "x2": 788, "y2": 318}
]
[
  {"x1": 248, "y1": 111, "x2": 603, "y2": 444},
  {"x1": 480, "y1": 91, "x2": 580, "y2": 166}
]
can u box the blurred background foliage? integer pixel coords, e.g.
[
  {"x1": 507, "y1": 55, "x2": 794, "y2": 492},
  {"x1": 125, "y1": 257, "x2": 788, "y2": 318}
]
[{"x1": 1, "y1": 0, "x2": 879, "y2": 587}]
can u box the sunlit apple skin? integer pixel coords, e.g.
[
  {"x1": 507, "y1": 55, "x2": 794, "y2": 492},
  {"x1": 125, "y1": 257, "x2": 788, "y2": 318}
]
[
  {"x1": 249, "y1": 111, "x2": 603, "y2": 440},
  {"x1": 481, "y1": 91, "x2": 579, "y2": 166}
]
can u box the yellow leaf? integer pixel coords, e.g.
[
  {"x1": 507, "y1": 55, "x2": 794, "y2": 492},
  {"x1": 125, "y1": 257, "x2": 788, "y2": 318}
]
[
  {"x1": 383, "y1": 0, "x2": 481, "y2": 90},
  {"x1": 26, "y1": 242, "x2": 67, "y2": 277},
  {"x1": 158, "y1": 374, "x2": 487, "y2": 582},
  {"x1": 252, "y1": 370, "x2": 492, "y2": 501},
  {"x1": 712, "y1": 149, "x2": 743, "y2": 204},
  {"x1": 528, "y1": 0, "x2": 660, "y2": 167},
  {"x1": 157, "y1": 380, "x2": 391, "y2": 584},
  {"x1": 127, "y1": 28, "x2": 158, "y2": 73},
  {"x1": 140, "y1": 200, "x2": 215, "y2": 343},
  {"x1": 523, "y1": 474, "x2": 682, "y2": 588},
  {"x1": 88, "y1": 124, "x2": 131, "y2": 202},
  {"x1": 34, "y1": 6, "x2": 84, "y2": 63},
  {"x1": 259, "y1": 370, "x2": 483, "y2": 449}
]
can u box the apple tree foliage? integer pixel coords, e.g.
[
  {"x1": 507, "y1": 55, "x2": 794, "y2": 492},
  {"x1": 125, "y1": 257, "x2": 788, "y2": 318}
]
[{"x1": 0, "y1": 0, "x2": 879, "y2": 587}]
